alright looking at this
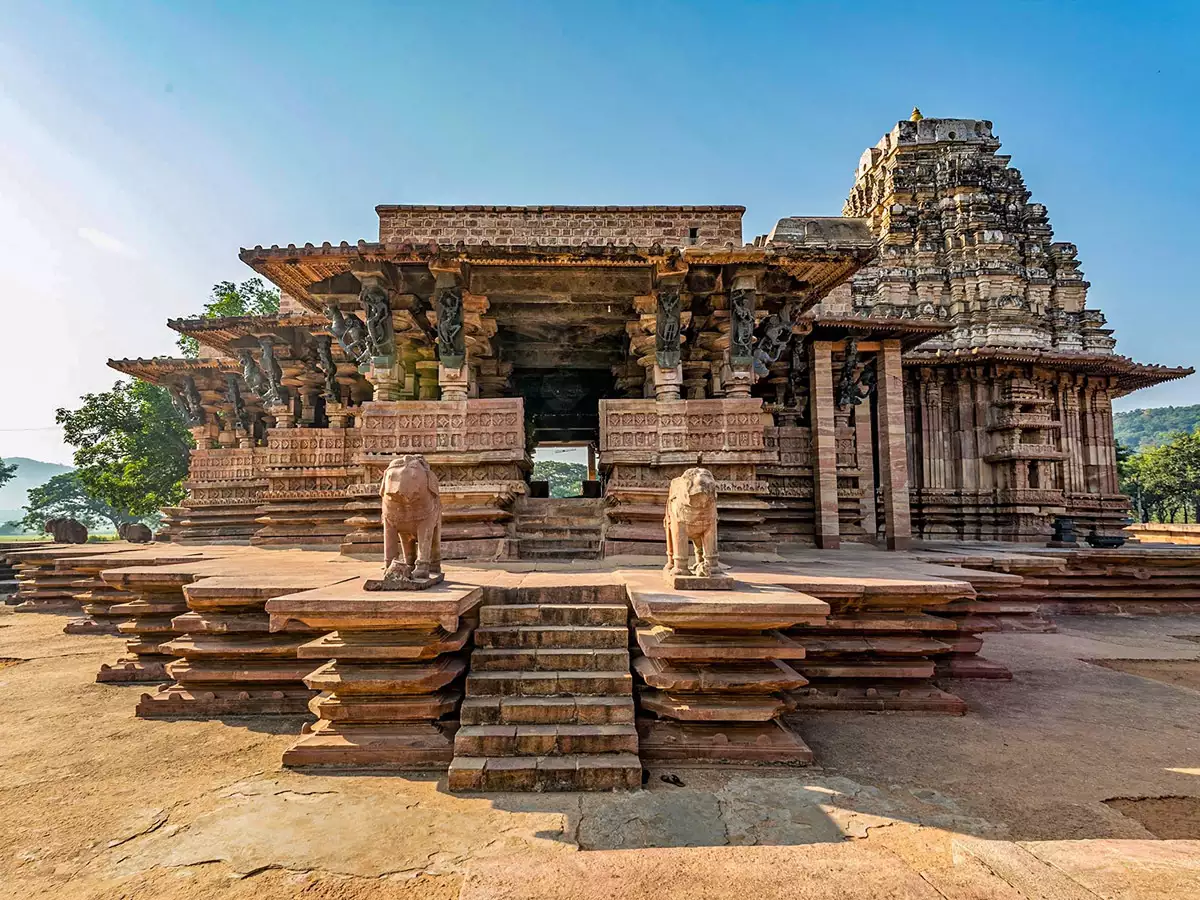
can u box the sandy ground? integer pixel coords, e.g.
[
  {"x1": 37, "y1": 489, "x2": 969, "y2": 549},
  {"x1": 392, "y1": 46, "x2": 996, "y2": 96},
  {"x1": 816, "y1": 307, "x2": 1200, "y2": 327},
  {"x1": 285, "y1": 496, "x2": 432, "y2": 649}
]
[{"x1": 3, "y1": 606, "x2": 1200, "y2": 898}]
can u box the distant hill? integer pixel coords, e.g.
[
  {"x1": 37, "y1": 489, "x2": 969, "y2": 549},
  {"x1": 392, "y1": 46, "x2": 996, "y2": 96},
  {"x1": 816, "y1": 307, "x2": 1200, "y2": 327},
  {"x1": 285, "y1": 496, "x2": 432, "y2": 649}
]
[
  {"x1": 1114, "y1": 405, "x2": 1200, "y2": 451},
  {"x1": 0, "y1": 457, "x2": 74, "y2": 529}
]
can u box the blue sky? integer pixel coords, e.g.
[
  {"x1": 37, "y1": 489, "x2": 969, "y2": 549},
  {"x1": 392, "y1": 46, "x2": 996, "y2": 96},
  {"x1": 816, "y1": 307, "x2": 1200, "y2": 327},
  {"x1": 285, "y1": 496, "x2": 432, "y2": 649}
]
[{"x1": 1, "y1": 0, "x2": 1197, "y2": 464}]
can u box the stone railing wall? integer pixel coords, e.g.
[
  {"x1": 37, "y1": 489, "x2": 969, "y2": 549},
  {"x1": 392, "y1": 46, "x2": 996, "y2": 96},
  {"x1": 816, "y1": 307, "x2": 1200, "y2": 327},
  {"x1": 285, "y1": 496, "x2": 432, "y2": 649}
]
[{"x1": 598, "y1": 398, "x2": 775, "y2": 555}]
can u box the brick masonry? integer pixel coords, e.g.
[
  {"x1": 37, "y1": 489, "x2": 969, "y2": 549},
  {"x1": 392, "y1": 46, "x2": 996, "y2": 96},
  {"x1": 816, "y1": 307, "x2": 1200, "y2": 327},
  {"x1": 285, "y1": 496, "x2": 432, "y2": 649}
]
[{"x1": 376, "y1": 205, "x2": 744, "y2": 248}]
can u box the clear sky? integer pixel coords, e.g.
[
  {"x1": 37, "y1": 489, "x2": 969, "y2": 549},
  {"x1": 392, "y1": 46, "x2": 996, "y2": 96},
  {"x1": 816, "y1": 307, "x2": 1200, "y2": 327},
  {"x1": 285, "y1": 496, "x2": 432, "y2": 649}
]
[{"x1": 2, "y1": 1, "x2": 1197, "y2": 465}]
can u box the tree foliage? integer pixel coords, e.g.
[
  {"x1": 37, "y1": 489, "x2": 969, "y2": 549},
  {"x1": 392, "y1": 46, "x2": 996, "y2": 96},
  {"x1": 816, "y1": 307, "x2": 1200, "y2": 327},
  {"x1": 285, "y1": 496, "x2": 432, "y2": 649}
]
[
  {"x1": 12, "y1": 472, "x2": 131, "y2": 533},
  {"x1": 531, "y1": 460, "x2": 588, "y2": 498},
  {"x1": 1113, "y1": 405, "x2": 1200, "y2": 452},
  {"x1": 1119, "y1": 431, "x2": 1200, "y2": 523},
  {"x1": 55, "y1": 379, "x2": 193, "y2": 520},
  {"x1": 0, "y1": 458, "x2": 14, "y2": 489},
  {"x1": 177, "y1": 277, "x2": 281, "y2": 357}
]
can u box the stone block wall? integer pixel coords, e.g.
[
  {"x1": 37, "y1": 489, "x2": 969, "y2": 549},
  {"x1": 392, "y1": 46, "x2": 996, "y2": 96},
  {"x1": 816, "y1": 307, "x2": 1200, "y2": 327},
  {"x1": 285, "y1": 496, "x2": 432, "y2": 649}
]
[{"x1": 376, "y1": 205, "x2": 744, "y2": 248}]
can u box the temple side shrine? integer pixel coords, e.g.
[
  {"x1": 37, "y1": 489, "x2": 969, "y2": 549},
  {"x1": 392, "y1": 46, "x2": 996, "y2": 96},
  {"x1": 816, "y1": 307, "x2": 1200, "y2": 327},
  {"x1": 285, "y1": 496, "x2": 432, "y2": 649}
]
[{"x1": 111, "y1": 114, "x2": 1189, "y2": 554}]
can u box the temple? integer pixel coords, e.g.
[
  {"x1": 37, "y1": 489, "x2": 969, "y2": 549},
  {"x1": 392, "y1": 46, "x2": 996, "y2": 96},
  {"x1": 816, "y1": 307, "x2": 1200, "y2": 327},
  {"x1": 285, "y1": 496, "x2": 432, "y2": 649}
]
[
  {"x1": 111, "y1": 114, "x2": 1189, "y2": 554},
  {"x1": 3, "y1": 112, "x2": 1192, "y2": 788}
]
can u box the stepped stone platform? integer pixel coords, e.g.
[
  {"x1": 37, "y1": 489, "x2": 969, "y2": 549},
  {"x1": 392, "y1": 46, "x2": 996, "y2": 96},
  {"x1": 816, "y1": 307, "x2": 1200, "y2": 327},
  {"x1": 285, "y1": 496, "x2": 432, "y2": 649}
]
[
  {"x1": 142, "y1": 563, "x2": 365, "y2": 717},
  {"x1": 20, "y1": 538, "x2": 1200, "y2": 786},
  {"x1": 622, "y1": 570, "x2": 826, "y2": 763},
  {"x1": 919, "y1": 542, "x2": 1200, "y2": 617},
  {"x1": 266, "y1": 576, "x2": 484, "y2": 769},
  {"x1": 3, "y1": 544, "x2": 146, "y2": 612},
  {"x1": 59, "y1": 548, "x2": 210, "y2": 635}
]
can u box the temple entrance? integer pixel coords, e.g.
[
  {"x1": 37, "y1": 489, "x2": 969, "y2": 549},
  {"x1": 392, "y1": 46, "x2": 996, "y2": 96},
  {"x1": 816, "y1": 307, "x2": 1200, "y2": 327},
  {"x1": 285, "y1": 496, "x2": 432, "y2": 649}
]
[{"x1": 483, "y1": 269, "x2": 637, "y2": 560}]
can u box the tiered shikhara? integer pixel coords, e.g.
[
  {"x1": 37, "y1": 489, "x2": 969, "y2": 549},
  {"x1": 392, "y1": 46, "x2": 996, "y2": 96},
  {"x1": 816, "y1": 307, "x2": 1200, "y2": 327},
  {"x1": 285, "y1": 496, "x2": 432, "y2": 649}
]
[{"x1": 112, "y1": 115, "x2": 1189, "y2": 555}]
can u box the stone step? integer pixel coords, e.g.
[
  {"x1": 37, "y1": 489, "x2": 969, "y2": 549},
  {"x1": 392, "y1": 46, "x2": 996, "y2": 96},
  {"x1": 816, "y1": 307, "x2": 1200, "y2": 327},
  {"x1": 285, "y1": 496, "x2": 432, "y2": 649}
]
[
  {"x1": 512, "y1": 517, "x2": 603, "y2": 530},
  {"x1": 514, "y1": 498, "x2": 606, "y2": 513},
  {"x1": 519, "y1": 548, "x2": 602, "y2": 560},
  {"x1": 470, "y1": 647, "x2": 630, "y2": 672},
  {"x1": 454, "y1": 723, "x2": 639, "y2": 757},
  {"x1": 475, "y1": 625, "x2": 627, "y2": 649},
  {"x1": 516, "y1": 538, "x2": 601, "y2": 551},
  {"x1": 479, "y1": 604, "x2": 628, "y2": 626},
  {"x1": 466, "y1": 670, "x2": 633, "y2": 697},
  {"x1": 447, "y1": 753, "x2": 642, "y2": 792},
  {"x1": 460, "y1": 695, "x2": 635, "y2": 725}
]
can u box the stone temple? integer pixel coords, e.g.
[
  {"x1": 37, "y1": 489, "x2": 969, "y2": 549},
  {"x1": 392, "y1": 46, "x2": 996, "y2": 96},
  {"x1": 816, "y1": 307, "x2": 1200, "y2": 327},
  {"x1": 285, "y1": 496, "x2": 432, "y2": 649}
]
[
  {"x1": 112, "y1": 113, "x2": 1187, "y2": 555},
  {"x1": 6, "y1": 112, "x2": 1194, "y2": 790}
]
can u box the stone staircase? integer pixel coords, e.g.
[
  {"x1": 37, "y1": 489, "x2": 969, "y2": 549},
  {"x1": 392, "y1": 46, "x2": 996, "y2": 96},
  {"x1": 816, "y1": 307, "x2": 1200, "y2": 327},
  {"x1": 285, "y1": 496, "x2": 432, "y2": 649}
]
[
  {"x1": 448, "y1": 591, "x2": 640, "y2": 791},
  {"x1": 514, "y1": 497, "x2": 604, "y2": 561}
]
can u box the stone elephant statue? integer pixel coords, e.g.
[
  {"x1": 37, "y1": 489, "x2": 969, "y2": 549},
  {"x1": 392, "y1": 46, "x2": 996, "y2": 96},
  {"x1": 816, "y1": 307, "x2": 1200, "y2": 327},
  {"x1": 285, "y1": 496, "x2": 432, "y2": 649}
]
[
  {"x1": 663, "y1": 467, "x2": 719, "y2": 577},
  {"x1": 118, "y1": 523, "x2": 154, "y2": 543},
  {"x1": 45, "y1": 517, "x2": 88, "y2": 544},
  {"x1": 380, "y1": 455, "x2": 442, "y2": 581}
]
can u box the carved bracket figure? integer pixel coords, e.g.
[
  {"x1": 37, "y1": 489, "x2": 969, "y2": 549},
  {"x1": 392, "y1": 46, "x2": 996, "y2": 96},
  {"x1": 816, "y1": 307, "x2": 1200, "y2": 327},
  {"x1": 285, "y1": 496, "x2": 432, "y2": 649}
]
[
  {"x1": 239, "y1": 349, "x2": 270, "y2": 399},
  {"x1": 258, "y1": 337, "x2": 288, "y2": 407},
  {"x1": 663, "y1": 467, "x2": 721, "y2": 579},
  {"x1": 435, "y1": 284, "x2": 465, "y2": 369},
  {"x1": 326, "y1": 305, "x2": 371, "y2": 365},
  {"x1": 225, "y1": 374, "x2": 251, "y2": 434},
  {"x1": 836, "y1": 337, "x2": 875, "y2": 409},
  {"x1": 314, "y1": 334, "x2": 340, "y2": 402},
  {"x1": 730, "y1": 287, "x2": 755, "y2": 364},
  {"x1": 369, "y1": 455, "x2": 444, "y2": 591},
  {"x1": 169, "y1": 375, "x2": 206, "y2": 426},
  {"x1": 655, "y1": 284, "x2": 682, "y2": 369},
  {"x1": 751, "y1": 309, "x2": 793, "y2": 377},
  {"x1": 361, "y1": 282, "x2": 396, "y2": 358}
]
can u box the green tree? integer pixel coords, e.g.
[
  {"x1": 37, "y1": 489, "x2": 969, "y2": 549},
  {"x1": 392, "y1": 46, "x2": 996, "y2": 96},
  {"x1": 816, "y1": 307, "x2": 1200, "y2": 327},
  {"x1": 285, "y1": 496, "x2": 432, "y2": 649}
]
[
  {"x1": 0, "y1": 458, "x2": 14, "y2": 489},
  {"x1": 532, "y1": 460, "x2": 587, "y2": 498},
  {"x1": 177, "y1": 277, "x2": 281, "y2": 357},
  {"x1": 56, "y1": 379, "x2": 193, "y2": 520},
  {"x1": 12, "y1": 472, "x2": 132, "y2": 533}
]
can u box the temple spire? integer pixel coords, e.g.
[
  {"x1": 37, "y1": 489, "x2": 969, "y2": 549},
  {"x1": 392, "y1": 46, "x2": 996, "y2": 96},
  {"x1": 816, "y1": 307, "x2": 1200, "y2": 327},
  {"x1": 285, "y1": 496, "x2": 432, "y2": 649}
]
[{"x1": 910, "y1": 106, "x2": 923, "y2": 122}]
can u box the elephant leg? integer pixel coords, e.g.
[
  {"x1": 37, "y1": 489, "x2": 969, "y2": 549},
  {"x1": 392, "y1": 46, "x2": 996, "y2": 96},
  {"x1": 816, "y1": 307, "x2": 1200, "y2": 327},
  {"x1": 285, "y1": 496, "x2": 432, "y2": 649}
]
[
  {"x1": 401, "y1": 533, "x2": 417, "y2": 574},
  {"x1": 663, "y1": 518, "x2": 675, "y2": 572},
  {"x1": 429, "y1": 522, "x2": 442, "y2": 575},
  {"x1": 413, "y1": 525, "x2": 432, "y2": 579},
  {"x1": 383, "y1": 518, "x2": 399, "y2": 569},
  {"x1": 702, "y1": 526, "x2": 718, "y2": 575},
  {"x1": 670, "y1": 523, "x2": 689, "y2": 575}
]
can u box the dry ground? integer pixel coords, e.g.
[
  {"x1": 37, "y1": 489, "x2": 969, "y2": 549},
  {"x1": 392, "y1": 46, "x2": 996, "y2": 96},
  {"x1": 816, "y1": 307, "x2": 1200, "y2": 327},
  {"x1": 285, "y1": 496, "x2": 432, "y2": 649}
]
[{"x1": 3, "y1": 605, "x2": 1200, "y2": 898}]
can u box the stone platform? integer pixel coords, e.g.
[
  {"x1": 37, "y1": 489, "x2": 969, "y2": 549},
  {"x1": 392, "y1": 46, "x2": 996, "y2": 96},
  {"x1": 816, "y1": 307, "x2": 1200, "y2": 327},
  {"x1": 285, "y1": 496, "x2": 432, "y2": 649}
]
[{"x1": 19, "y1": 538, "x2": 1200, "y2": 787}]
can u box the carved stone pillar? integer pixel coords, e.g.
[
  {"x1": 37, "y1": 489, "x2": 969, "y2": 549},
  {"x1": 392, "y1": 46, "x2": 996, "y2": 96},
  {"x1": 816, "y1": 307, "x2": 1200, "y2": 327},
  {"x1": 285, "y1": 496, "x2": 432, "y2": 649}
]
[
  {"x1": 854, "y1": 403, "x2": 877, "y2": 539},
  {"x1": 726, "y1": 273, "x2": 756, "y2": 398},
  {"x1": 654, "y1": 278, "x2": 684, "y2": 401},
  {"x1": 809, "y1": 340, "x2": 840, "y2": 549},
  {"x1": 876, "y1": 339, "x2": 912, "y2": 550}
]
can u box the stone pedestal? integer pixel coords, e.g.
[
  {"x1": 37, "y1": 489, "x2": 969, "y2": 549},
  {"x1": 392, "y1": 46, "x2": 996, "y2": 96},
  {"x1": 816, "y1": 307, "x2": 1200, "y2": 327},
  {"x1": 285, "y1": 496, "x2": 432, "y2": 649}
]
[
  {"x1": 266, "y1": 579, "x2": 483, "y2": 769},
  {"x1": 653, "y1": 364, "x2": 683, "y2": 402},
  {"x1": 624, "y1": 572, "x2": 827, "y2": 763},
  {"x1": 266, "y1": 403, "x2": 294, "y2": 429},
  {"x1": 439, "y1": 362, "x2": 471, "y2": 402}
]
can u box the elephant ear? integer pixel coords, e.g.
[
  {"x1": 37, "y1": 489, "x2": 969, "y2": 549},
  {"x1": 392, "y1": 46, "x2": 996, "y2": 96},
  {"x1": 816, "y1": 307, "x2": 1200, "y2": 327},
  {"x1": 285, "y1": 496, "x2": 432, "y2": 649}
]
[{"x1": 426, "y1": 463, "x2": 439, "y2": 496}]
